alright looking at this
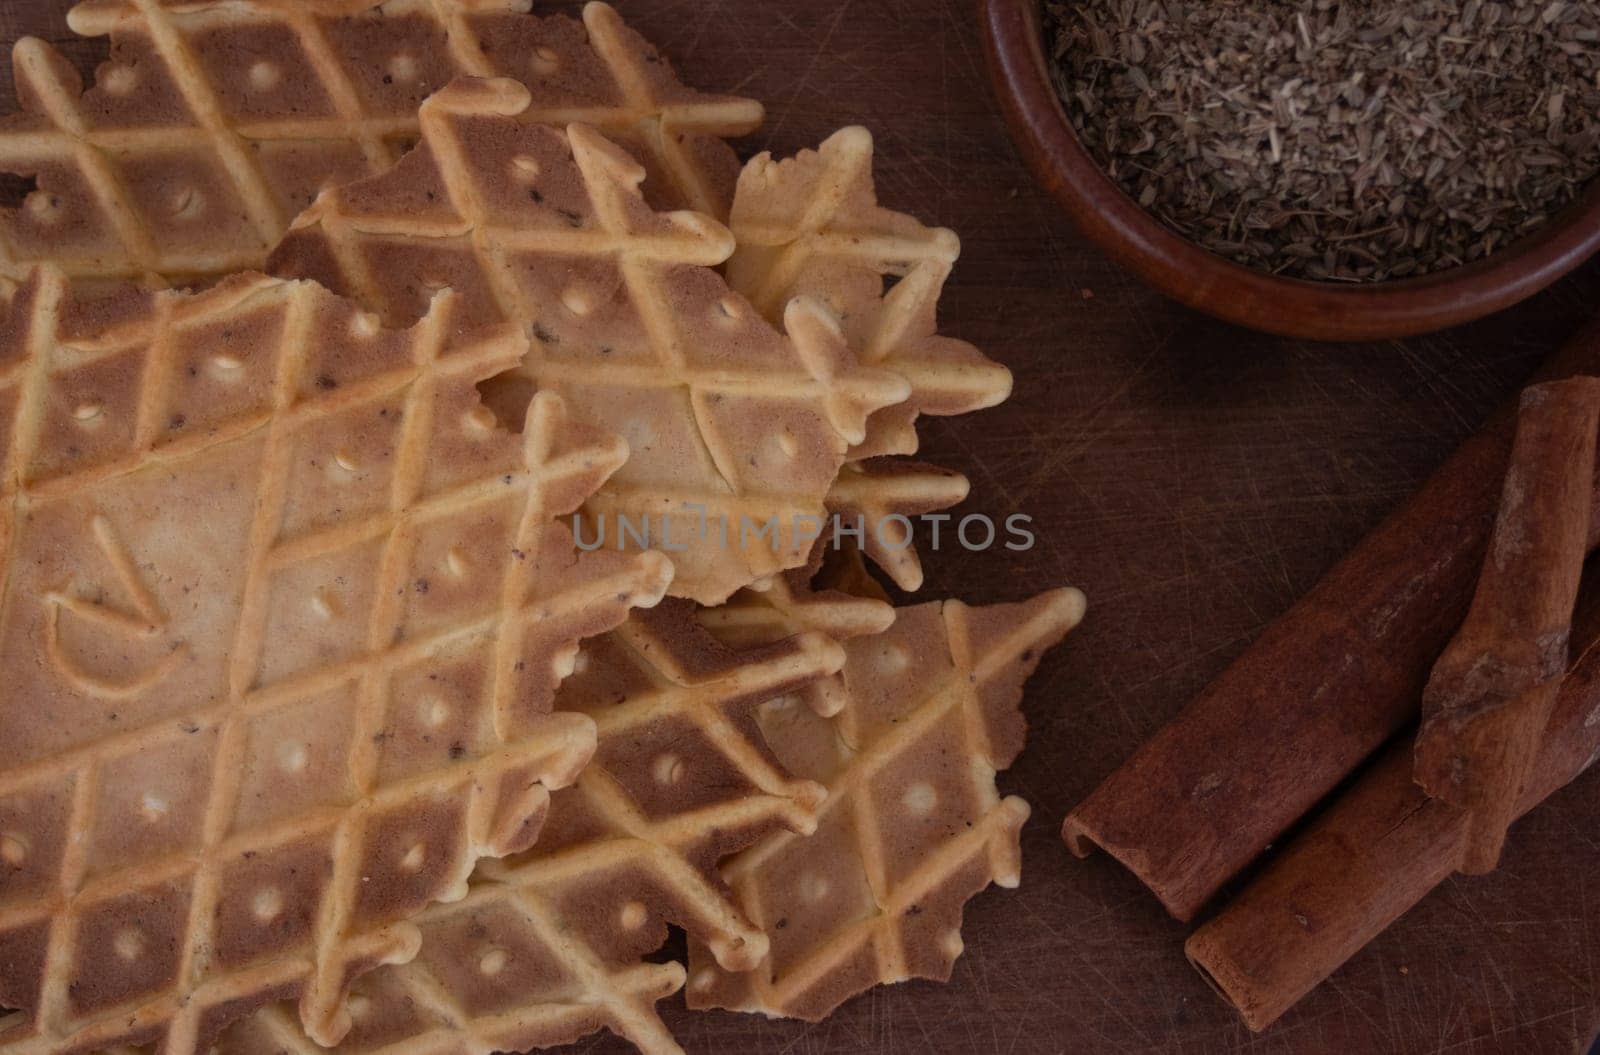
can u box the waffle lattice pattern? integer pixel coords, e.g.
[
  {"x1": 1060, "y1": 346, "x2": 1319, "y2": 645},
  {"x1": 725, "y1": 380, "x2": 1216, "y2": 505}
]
[
  {"x1": 685, "y1": 590, "x2": 1085, "y2": 1021},
  {"x1": 0, "y1": 0, "x2": 760, "y2": 286},
  {"x1": 0, "y1": 269, "x2": 672, "y2": 1055},
  {"x1": 730, "y1": 126, "x2": 1012, "y2": 461},
  {"x1": 213, "y1": 606, "x2": 841, "y2": 1055},
  {"x1": 268, "y1": 78, "x2": 911, "y2": 606},
  {"x1": 728, "y1": 129, "x2": 1012, "y2": 591},
  {"x1": 700, "y1": 548, "x2": 896, "y2": 719}
]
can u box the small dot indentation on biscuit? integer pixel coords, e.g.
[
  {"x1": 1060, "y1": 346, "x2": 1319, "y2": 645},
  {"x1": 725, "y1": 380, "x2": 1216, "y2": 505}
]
[
  {"x1": 400, "y1": 841, "x2": 426, "y2": 872},
  {"x1": 879, "y1": 643, "x2": 909, "y2": 674},
  {"x1": 350, "y1": 312, "x2": 380, "y2": 339},
  {"x1": 388, "y1": 54, "x2": 419, "y2": 83},
  {"x1": 171, "y1": 187, "x2": 205, "y2": 221},
  {"x1": 479, "y1": 947, "x2": 509, "y2": 976},
  {"x1": 279, "y1": 741, "x2": 309, "y2": 774},
  {"x1": 310, "y1": 589, "x2": 339, "y2": 620},
  {"x1": 113, "y1": 927, "x2": 144, "y2": 962},
  {"x1": 138, "y1": 791, "x2": 169, "y2": 822},
  {"x1": 210, "y1": 352, "x2": 244, "y2": 377},
  {"x1": 249, "y1": 61, "x2": 281, "y2": 91},
  {"x1": 801, "y1": 872, "x2": 830, "y2": 903},
  {"x1": 776, "y1": 433, "x2": 800, "y2": 459},
  {"x1": 0, "y1": 833, "x2": 27, "y2": 865},
  {"x1": 333, "y1": 449, "x2": 360, "y2": 474},
  {"x1": 420, "y1": 697, "x2": 450, "y2": 729},
  {"x1": 717, "y1": 296, "x2": 743, "y2": 322},
  {"x1": 102, "y1": 66, "x2": 138, "y2": 95},
  {"x1": 619, "y1": 901, "x2": 648, "y2": 930},
  {"x1": 347, "y1": 994, "x2": 373, "y2": 1021},
  {"x1": 252, "y1": 887, "x2": 282, "y2": 922},
  {"x1": 72, "y1": 400, "x2": 105, "y2": 424},
  {"x1": 24, "y1": 192, "x2": 58, "y2": 223},
  {"x1": 444, "y1": 547, "x2": 471, "y2": 578},
  {"x1": 510, "y1": 155, "x2": 542, "y2": 183},
  {"x1": 561, "y1": 287, "x2": 593, "y2": 317},
  {"x1": 902, "y1": 781, "x2": 937, "y2": 817},
  {"x1": 463, "y1": 405, "x2": 498, "y2": 436},
  {"x1": 652, "y1": 753, "x2": 684, "y2": 786},
  {"x1": 531, "y1": 47, "x2": 561, "y2": 75}
]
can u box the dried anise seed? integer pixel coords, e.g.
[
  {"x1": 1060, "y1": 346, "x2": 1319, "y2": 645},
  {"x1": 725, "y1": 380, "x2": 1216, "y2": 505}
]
[{"x1": 1045, "y1": 0, "x2": 1600, "y2": 283}]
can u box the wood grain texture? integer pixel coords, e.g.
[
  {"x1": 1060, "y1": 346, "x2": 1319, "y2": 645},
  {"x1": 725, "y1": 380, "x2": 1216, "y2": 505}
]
[{"x1": 3, "y1": 1, "x2": 1599, "y2": 1052}]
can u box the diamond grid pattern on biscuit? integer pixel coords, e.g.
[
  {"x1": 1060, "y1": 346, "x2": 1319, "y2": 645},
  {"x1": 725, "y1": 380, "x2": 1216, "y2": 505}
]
[
  {"x1": 728, "y1": 129, "x2": 1005, "y2": 591},
  {"x1": 0, "y1": 0, "x2": 761, "y2": 287},
  {"x1": 730, "y1": 126, "x2": 1012, "y2": 461},
  {"x1": 211, "y1": 605, "x2": 843, "y2": 1055},
  {"x1": 700, "y1": 548, "x2": 897, "y2": 719},
  {"x1": 684, "y1": 589, "x2": 1085, "y2": 1021},
  {"x1": 267, "y1": 77, "x2": 911, "y2": 606},
  {"x1": 0, "y1": 269, "x2": 673, "y2": 1055}
]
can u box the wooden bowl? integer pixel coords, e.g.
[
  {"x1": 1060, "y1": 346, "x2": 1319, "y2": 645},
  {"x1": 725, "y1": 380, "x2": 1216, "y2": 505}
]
[{"x1": 979, "y1": 0, "x2": 1600, "y2": 342}]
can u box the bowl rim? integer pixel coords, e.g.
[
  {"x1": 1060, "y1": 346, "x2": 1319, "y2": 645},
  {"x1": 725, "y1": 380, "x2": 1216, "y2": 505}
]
[{"x1": 979, "y1": 0, "x2": 1600, "y2": 342}]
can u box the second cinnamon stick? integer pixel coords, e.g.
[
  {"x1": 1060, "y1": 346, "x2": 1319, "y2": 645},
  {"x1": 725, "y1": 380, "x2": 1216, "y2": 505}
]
[
  {"x1": 1065, "y1": 317, "x2": 1600, "y2": 922},
  {"x1": 1186, "y1": 560, "x2": 1600, "y2": 1031},
  {"x1": 1416, "y1": 378, "x2": 1600, "y2": 872}
]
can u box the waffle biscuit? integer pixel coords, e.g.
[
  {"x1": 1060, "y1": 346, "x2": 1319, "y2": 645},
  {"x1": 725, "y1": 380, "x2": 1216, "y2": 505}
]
[
  {"x1": 267, "y1": 78, "x2": 911, "y2": 606},
  {"x1": 700, "y1": 544, "x2": 896, "y2": 719},
  {"x1": 0, "y1": 268, "x2": 673, "y2": 1055},
  {"x1": 729, "y1": 129, "x2": 1006, "y2": 591},
  {"x1": 212, "y1": 604, "x2": 843, "y2": 1055},
  {"x1": 685, "y1": 589, "x2": 1086, "y2": 1020},
  {"x1": 730, "y1": 127, "x2": 1011, "y2": 461},
  {"x1": 824, "y1": 457, "x2": 972, "y2": 594},
  {"x1": 0, "y1": 1, "x2": 760, "y2": 287},
  {"x1": 709, "y1": 564, "x2": 896, "y2": 659}
]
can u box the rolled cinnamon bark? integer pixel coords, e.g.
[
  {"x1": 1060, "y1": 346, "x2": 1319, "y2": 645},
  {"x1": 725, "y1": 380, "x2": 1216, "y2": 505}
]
[
  {"x1": 1186, "y1": 563, "x2": 1600, "y2": 1032},
  {"x1": 1064, "y1": 317, "x2": 1600, "y2": 922},
  {"x1": 1416, "y1": 379, "x2": 1600, "y2": 873}
]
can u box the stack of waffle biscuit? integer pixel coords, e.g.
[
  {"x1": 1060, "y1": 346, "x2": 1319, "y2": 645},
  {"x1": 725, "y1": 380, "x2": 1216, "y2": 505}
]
[{"x1": 0, "y1": 4, "x2": 1085, "y2": 1054}]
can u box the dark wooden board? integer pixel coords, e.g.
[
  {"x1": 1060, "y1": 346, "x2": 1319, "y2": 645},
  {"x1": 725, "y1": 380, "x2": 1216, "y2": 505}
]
[{"x1": 4, "y1": 2, "x2": 1599, "y2": 1052}]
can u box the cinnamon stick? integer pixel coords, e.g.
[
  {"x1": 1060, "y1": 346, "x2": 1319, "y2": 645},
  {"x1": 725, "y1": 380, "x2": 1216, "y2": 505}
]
[
  {"x1": 1064, "y1": 316, "x2": 1600, "y2": 922},
  {"x1": 1416, "y1": 379, "x2": 1600, "y2": 873},
  {"x1": 1186, "y1": 561, "x2": 1600, "y2": 1032}
]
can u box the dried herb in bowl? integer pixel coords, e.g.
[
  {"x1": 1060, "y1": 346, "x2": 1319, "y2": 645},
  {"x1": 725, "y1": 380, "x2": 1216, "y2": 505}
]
[{"x1": 1045, "y1": 0, "x2": 1600, "y2": 283}]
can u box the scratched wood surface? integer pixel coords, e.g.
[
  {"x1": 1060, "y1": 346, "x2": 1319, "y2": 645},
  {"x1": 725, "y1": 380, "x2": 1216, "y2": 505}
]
[{"x1": 4, "y1": 2, "x2": 1600, "y2": 1053}]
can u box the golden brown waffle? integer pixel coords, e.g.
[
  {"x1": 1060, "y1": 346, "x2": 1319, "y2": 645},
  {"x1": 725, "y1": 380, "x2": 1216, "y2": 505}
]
[
  {"x1": 727, "y1": 129, "x2": 1003, "y2": 590},
  {"x1": 824, "y1": 457, "x2": 972, "y2": 594},
  {"x1": 684, "y1": 589, "x2": 1086, "y2": 1021},
  {"x1": 729, "y1": 127, "x2": 1011, "y2": 461},
  {"x1": 0, "y1": 268, "x2": 673, "y2": 1055},
  {"x1": 710, "y1": 567, "x2": 896, "y2": 658},
  {"x1": 700, "y1": 545, "x2": 896, "y2": 718},
  {"x1": 0, "y1": 0, "x2": 760, "y2": 287},
  {"x1": 267, "y1": 78, "x2": 912, "y2": 606},
  {"x1": 210, "y1": 605, "x2": 843, "y2": 1055}
]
